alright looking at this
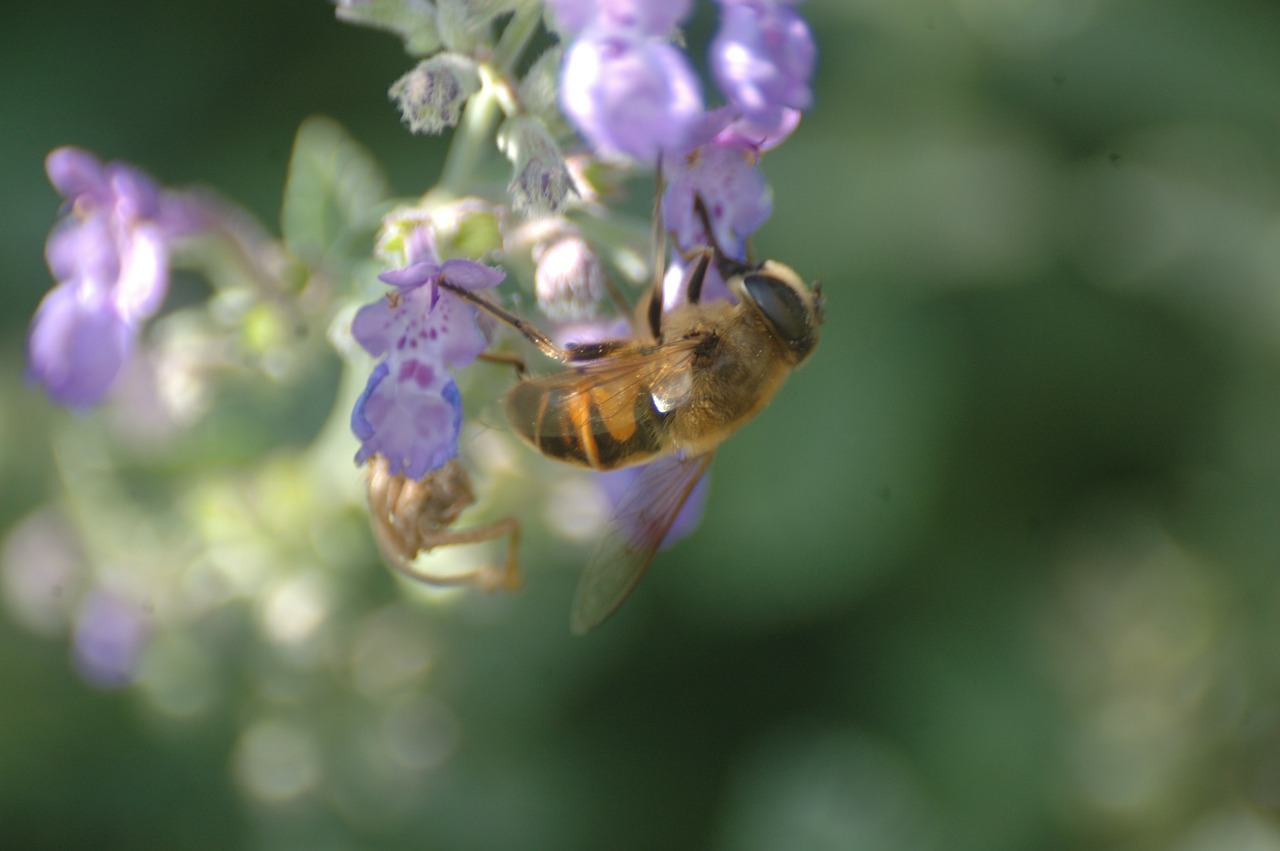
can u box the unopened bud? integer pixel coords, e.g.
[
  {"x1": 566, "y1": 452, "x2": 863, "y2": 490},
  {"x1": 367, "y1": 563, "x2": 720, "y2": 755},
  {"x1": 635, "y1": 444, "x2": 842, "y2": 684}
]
[
  {"x1": 535, "y1": 235, "x2": 604, "y2": 321},
  {"x1": 499, "y1": 115, "x2": 574, "y2": 215},
  {"x1": 389, "y1": 53, "x2": 481, "y2": 135}
]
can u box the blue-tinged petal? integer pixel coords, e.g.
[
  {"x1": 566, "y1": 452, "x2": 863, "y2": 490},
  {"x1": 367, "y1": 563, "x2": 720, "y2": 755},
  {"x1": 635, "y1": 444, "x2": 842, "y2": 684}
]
[
  {"x1": 351, "y1": 361, "x2": 389, "y2": 443},
  {"x1": 353, "y1": 359, "x2": 462, "y2": 479}
]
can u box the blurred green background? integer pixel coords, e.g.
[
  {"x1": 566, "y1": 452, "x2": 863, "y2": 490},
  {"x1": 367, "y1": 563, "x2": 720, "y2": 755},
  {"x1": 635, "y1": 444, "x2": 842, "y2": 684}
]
[{"x1": 5, "y1": 0, "x2": 1280, "y2": 849}]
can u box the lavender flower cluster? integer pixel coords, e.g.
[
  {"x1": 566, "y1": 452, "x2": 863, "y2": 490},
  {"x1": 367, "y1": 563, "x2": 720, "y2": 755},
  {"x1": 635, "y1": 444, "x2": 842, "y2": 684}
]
[
  {"x1": 351, "y1": 0, "x2": 815, "y2": 482},
  {"x1": 25, "y1": 0, "x2": 816, "y2": 578}
]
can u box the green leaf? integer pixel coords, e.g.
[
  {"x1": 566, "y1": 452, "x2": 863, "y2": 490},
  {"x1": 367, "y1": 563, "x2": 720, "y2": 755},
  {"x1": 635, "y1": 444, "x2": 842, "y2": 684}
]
[
  {"x1": 280, "y1": 116, "x2": 391, "y2": 278},
  {"x1": 334, "y1": 0, "x2": 441, "y2": 57}
]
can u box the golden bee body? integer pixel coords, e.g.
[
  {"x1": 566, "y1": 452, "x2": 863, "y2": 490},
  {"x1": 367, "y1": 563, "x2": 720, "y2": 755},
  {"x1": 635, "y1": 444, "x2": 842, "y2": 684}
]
[
  {"x1": 504, "y1": 292, "x2": 798, "y2": 472},
  {"x1": 446, "y1": 248, "x2": 823, "y2": 632}
]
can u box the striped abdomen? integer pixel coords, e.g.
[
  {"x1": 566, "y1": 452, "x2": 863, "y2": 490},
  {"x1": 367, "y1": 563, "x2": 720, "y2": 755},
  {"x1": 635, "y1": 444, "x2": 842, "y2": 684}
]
[{"x1": 503, "y1": 370, "x2": 670, "y2": 471}]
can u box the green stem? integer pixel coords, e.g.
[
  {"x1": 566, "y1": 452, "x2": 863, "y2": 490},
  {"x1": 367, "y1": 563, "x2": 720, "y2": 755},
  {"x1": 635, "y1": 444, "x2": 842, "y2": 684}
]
[
  {"x1": 437, "y1": 6, "x2": 542, "y2": 194},
  {"x1": 438, "y1": 83, "x2": 501, "y2": 195},
  {"x1": 491, "y1": 5, "x2": 541, "y2": 75}
]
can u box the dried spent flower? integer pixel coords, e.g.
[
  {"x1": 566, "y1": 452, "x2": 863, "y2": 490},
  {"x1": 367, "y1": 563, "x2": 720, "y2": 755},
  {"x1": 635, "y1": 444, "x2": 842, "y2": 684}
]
[{"x1": 366, "y1": 455, "x2": 522, "y2": 592}]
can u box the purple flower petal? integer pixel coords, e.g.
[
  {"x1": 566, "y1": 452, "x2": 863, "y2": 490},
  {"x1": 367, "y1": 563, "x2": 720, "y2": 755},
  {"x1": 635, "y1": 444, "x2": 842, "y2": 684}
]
[
  {"x1": 548, "y1": 0, "x2": 692, "y2": 38},
  {"x1": 378, "y1": 260, "x2": 442, "y2": 292},
  {"x1": 27, "y1": 282, "x2": 133, "y2": 410},
  {"x1": 73, "y1": 590, "x2": 148, "y2": 689},
  {"x1": 353, "y1": 361, "x2": 462, "y2": 479},
  {"x1": 713, "y1": 107, "x2": 801, "y2": 152},
  {"x1": 429, "y1": 289, "x2": 490, "y2": 369},
  {"x1": 711, "y1": 0, "x2": 816, "y2": 126},
  {"x1": 112, "y1": 223, "x2": 170, "y2": 323},
  {"x1": 352, "y1": 297, "x2": 397, "y2": 357},
  {"x1": 45, "y1": 147, "x2": 110, "y2": 202},
  {"x1": 404, "y1": 224, "x2": 440, "y2": 265},
  {"x1": 45, "y1": 213, "x2": 119, "y2": 289},
  {"x1": 561, "y1": 29, "x2": 704, "y2": 162},
  {"x1": 661, "y1": 253, "x2": 734, "y2": 312},
  {"x1": 106, "y1": 162, "x2": 163, "y2": 221},
  {"x1": 439, "y1": 258, "x2": 506, "y2": 290},
  {"x1": 662, "y1": 141, "x2": 772, "y2": 259}
]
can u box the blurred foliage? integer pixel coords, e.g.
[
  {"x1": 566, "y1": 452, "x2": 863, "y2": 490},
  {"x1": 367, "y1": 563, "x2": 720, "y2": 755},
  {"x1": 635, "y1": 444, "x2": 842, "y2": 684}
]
[{"x1": 4, "y1": 0, "x2": 1280, "y2": 849}]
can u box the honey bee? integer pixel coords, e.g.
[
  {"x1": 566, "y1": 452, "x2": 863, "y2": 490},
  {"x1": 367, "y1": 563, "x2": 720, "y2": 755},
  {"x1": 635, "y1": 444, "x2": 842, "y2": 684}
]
[
  {"x1": 441, "y1": 200, "x2": 823, "y2": 633},
  {"x1": 365, "y1": 454, "x2": 521, "y2": 593}
]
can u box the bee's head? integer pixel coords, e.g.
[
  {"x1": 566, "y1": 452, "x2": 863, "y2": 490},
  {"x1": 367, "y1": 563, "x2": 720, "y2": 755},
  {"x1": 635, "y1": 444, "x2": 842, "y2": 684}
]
[{"x1": 732, "y1": 259, "x2": 823, "y2": 364}]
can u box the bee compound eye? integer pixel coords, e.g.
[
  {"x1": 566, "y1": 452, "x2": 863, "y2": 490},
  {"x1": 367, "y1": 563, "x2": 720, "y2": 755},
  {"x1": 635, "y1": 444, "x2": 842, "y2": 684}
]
[{"x1": 742, "y1": 272, "x2": 812, "y2": 349}]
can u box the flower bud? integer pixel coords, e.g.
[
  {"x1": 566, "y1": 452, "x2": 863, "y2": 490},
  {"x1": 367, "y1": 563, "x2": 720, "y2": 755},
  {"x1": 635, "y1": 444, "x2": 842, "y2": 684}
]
[
  {"x1": 535, "y1": 235, "x2": 605, "y2": 321},
  {"x1": 499, "y1": 115, "x2": 574, "y2": 215},
  {"x1": 389, "y1": 53, "x2": 481, "y2": 135}
]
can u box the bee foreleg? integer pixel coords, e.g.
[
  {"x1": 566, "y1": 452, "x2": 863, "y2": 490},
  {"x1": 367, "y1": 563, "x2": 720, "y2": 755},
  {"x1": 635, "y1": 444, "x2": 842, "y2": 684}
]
[
  {"x1": 437, "y1": 281, "x2": 573, "y2": 364},
  {"x1": 477, "y1": 350, "x2": 528, "y2": 377},
  {"x1": 691, "y1": 194, "x2": 754, "y2": 283}
]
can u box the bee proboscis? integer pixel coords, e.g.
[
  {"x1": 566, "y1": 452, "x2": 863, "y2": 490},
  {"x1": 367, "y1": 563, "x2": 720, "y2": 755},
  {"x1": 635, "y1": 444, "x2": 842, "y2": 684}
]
[{"x1": 441, "y1": 198, "x2": 824, "y2": 632}]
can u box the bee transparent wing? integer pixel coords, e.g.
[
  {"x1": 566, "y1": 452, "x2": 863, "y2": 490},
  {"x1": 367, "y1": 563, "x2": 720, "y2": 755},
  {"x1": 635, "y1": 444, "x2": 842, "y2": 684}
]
[
  {"x1": 570, "y1": 451, "x2": 716, "y2": 635},
  {"x1": 504, "y1": 340, "x2": 700, "y2": 469}
]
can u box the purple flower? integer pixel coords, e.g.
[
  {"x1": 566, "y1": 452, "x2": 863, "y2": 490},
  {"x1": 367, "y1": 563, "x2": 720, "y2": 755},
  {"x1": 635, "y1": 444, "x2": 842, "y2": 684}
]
[
  {"x1": 73, "y1": 590, "x2": 148, "y2": 688},
  {"x1": 663, "y1": 141, "x2": 772, "y2": 258},
  {"x1": 560, "y1": 27, "x2": 704, "y2": 163},
  {"x1": 710, "y1": 105, "x2": 802, "y2": 152},
  {"x1": 546, "y1": 0, "x2": 693, "y2": 38},
  {"x1": 711, "y1": 0, "x2": 816, "y2": 128},
  {"x1": 351, "y1": 233, "x2": 504, "y2": 479},
  {"x1": 28, "y1": 147, "x2": 203, "y2": 410}
]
